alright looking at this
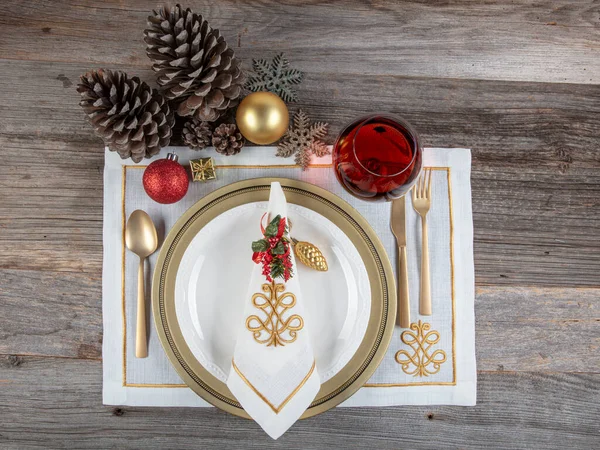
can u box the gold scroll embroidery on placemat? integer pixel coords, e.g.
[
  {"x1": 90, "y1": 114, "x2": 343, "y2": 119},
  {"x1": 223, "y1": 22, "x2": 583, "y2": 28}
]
[
  {"x1": 246, "y1": 281, "x2": 304, "y2": 346},
  {"x1": 395, "y1": 320, "x2": 447, "y2": 377}
]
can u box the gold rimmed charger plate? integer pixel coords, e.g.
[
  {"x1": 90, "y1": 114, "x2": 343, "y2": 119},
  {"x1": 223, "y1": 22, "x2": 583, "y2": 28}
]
[{"x1": 152, "y1": 178, "x2": 395, "y2": 418}]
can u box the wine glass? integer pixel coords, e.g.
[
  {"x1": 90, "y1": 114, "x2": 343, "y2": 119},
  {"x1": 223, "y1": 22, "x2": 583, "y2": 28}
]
[{"x1": 332, "y1": 114, "x2": 423, "y2": 201}]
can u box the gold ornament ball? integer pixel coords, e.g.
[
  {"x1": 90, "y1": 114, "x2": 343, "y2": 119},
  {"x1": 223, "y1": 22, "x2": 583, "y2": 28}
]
[{"x1": 236, "y1": 92, "x2": 289, "y2": 145}]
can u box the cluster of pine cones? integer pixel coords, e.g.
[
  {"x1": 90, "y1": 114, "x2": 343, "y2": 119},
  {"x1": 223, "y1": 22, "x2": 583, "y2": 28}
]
[
  {"x1": 77, "y1": 4, "x2": 246, "y2": 161},
  {"x1": 182, "y1": 119, "x2": 244, "y2": 155}
]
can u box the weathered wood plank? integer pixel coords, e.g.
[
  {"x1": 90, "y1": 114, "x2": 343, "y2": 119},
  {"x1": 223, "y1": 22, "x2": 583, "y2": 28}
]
[
  {"x1": 1, "y1": 1, "x2": 599, "y2": 84},
  {"x1": 0, "y1": 270, "x2": 102, "y2": 359},
  {"x1": 2, "y1": 270, "x2": 597, "y2": 374},
  {"x1": 0, "y1": 356, "x2": 598, "y2": 449},
  {"x1": 2, "y1": 59, "x2": 599, "y2": 156},
  {"x1": 475, "y1": 286, "x2": 600, "y2": 372},
  {"x1": 1, "y1": 60, "x2": 599, "y2": 286}
]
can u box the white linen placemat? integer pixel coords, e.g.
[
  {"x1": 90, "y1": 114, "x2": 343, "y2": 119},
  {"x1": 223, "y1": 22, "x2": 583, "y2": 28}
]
[{"x1": 102, "y1": 146, "x2": 476, "y2": 407}]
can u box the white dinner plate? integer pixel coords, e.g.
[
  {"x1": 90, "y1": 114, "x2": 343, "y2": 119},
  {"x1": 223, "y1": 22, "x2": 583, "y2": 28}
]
[{"x1": 153, "y1": 178, "x2": 395, "y2": 418}]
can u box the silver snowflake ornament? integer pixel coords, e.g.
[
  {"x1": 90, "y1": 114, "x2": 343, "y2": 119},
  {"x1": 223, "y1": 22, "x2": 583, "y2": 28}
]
[
  {"x1": 276, "y1": 110, "x2": 329, "y2": 170},
  {"x1": 246, "y1": 53, "x2": 304, "y2": 102}
]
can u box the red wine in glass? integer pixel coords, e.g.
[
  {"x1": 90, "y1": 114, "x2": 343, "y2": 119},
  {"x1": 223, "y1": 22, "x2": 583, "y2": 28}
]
[{"x1": 333, "y1": 114, "x2": 422, "y2": 201}]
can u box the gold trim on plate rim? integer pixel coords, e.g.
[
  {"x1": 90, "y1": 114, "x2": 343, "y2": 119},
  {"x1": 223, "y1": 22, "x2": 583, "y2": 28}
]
[{"x1": 150, "y1": 177, "x2": 396, "y2": 418}]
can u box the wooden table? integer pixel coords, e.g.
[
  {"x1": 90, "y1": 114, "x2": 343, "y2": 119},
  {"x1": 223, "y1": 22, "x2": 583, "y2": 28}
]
[{"x1": 1, "y1": 1, "x2": 599, "y2": 448}]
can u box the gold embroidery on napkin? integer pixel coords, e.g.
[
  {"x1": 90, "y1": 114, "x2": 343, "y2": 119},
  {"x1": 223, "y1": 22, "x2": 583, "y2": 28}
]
[
  {"x1": 395, "y1": 320, "x2": 447, "y2": 377},
  {"x1": 246, "y1": 281, "x2": 304, "y2": 347},
  {"x1": 232, "y1": 360, "x2": 316, "y2": 413}
]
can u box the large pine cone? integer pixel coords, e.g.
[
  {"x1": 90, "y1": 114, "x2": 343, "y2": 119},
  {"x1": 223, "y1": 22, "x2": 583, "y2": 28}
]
[
  {"x1": 144, "y1": 4, "x2": 245, "y2": 122},
  {"x1": 182, "y1": 118, "x2": 212, "y2": 150},
  {"x1": 212, "y1": 123, "x2": 244, "y2": 156},
  {"x1": 77, "y1": 69, "x2": 175, "y2": 162}
]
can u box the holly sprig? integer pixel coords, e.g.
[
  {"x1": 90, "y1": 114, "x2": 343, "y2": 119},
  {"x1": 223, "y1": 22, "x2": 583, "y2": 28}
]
[{"x1": 251, "y1": 215, "x2": 294, "y2": 282}]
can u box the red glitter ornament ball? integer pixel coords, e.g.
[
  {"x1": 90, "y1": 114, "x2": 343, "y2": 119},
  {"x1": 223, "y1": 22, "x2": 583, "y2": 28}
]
[{"x1": 143, "y1": 153, "x2": 189, "y2": 204}]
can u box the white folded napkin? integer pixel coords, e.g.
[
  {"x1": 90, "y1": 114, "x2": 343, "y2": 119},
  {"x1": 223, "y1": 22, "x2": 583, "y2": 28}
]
[{"x1": 226, "y1": 182, "x2": 321, "y2": 439}]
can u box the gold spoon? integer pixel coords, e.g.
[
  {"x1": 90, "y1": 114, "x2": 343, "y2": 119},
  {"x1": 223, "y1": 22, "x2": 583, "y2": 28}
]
[{"x1": 125, "y1": 210, "x2": 158, "y2": 358}]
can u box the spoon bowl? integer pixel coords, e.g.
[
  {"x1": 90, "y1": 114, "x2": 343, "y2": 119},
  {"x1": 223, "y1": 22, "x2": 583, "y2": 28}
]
[
  {"x1": 125, "y1": 210, "x2": 158, "y2": 358},
  {"x1": 126, "y1": 210, "x2": 158, "y2": 258}
]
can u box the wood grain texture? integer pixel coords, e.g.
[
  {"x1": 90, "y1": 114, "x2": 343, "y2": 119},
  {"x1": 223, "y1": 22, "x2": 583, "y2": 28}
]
[
  {"x1": 475, "y1": 286, "x2": 600, "y2": 372},
  {"x1": 0, "y1": 356, "x2": 599, "y2": 449},
  {"x1": 1, "y1": 0, "x2": 599, "y2": 447},
  {"x1": 1, "y1": 0, "x2": 599, "y2": 84},
  {"x1": 0, "y1": 270, "x2": 102, "y2": 359}
]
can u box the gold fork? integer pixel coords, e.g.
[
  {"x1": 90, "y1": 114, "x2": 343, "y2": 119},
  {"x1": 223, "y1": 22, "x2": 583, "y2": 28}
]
[{"x1": 412, "y1": 168, "x2": 433, "y2": 315}]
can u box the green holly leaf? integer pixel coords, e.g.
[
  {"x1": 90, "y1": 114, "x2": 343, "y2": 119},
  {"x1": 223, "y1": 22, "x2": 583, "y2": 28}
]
[
  {"x1": 252, "y1": 239, "x2": 269, "y2": 252},
  {"x1": 272, "y1": 241, "x2": 285, "y2": 255},
  {"x1": 264, "y1": 215, "x2": 281, "y2": 237}
]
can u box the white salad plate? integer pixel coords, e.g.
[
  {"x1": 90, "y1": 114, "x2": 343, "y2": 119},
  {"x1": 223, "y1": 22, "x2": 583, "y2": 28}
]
[{"x1": 174, "y1": 201, "x2": 371, "y2": 383}]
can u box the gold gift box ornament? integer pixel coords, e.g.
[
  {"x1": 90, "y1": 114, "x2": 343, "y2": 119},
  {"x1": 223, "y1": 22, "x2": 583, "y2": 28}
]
[{"x1": 190, "y1": 157, "x2": 216, "y2": 182}]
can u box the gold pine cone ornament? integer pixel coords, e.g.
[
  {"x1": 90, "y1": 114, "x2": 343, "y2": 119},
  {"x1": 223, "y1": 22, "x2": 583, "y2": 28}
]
[{"x1": 292, "y1": 238, "x2": 328, "y2": 272}]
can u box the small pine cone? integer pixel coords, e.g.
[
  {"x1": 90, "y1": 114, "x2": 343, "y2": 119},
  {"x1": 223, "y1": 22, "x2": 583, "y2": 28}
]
[
  {"x1": 144, "y1": 4, "x2": 245, "y2": 122},
  {"x1": 294, "y1": 240, "x2": 328, "y2": 272},
  {"x1": 77, "y1": 69, "x2": 175, "y2": 163},
  {"x1": 182, "y1": 119, "x2": 213, "y2": 150},
  {"x1": 212, "y1": 123, "x2": 244, "y2": 156}
]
